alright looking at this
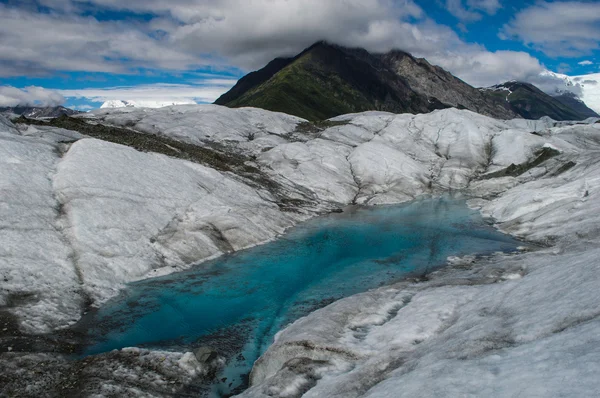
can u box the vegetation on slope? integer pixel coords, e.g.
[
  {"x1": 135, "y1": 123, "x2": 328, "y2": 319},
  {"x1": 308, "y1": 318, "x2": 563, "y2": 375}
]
[
  {"x1": 217, "y1": 41, "x2": 596, "y2": 122},
  {"x1": 215, "y1": 42, "x2": 439, "y2": 121},
  {"x1": 223, "y1": 52, "x2": 374, "y2": 121}
]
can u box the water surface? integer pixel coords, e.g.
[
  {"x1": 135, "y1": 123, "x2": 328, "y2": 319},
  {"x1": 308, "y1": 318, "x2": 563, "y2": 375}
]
[{"x1": 83, "y1": 196, "x2": 521, "y2": 396}]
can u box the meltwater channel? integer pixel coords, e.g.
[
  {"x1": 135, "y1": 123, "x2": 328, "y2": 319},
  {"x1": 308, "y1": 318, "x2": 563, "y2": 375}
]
[{"x1": 82, "y1": 195, "x2": 522, "y2": 396}]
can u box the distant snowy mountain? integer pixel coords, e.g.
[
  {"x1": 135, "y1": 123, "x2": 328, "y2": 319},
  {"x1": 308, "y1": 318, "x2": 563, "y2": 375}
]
[
  {"x1": 0, "y1": 105, "x2": 80, "y2": 118},
  {"x1": 100, "y1": 99, "x2": 196, "y2": 109},
  {"x1": 539, "y1": 70, "x2": 600, "y2": 114},
  {"x1": 481, "y1": 81, "x2": 599, "y2": 121}
]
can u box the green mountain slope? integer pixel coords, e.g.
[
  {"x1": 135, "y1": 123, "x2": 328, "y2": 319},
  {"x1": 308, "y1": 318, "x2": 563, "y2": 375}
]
[
  {"x1": 216, "y1": 41, "x2": 595, "y2": 122},
  {"x1": 215, "y1": 42, "x2": 444, "y2": 121}
]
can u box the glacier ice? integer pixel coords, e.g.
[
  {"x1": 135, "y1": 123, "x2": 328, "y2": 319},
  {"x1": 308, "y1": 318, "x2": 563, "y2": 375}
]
[{"x1": 1, "y1": 104, "x2": 600, "y2": 396}]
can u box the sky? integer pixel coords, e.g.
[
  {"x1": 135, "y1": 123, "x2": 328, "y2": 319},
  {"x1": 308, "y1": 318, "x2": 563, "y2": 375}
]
[{"x1": 0, "y1": 0, "x2": 599, "y2": 110}]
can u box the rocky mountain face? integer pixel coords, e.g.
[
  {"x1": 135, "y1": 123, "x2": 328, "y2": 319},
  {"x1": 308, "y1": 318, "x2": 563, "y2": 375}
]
[
  {"x1": 539, "y1": 70, "x2": 600, "y2": 115},
  {"x1": 379, "y1": 50, "x2": 517, "y2": 119},
  {"x1": 216, "y1": 42, "x2": 600, "y2": 122},
  {"x1": 215, "y1": 42, "x2": 450, "y2": 121},
  {"x1": 483, "y1": 81, "x2": 599, "y2": 121},
  {"x1": 553, "y1": 91, "x2": 600, "y2": 119},
  {"x1": 0, "y1": 106, "x2": 80, "y2": 118},
  {"x1": 215, "y1": 41, "x2": 518, "y2": 120}
]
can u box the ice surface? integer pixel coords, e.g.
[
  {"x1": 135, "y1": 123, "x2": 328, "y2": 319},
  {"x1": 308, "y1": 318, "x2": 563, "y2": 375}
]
[
  {"x1": 238, "y1": 116, "x2": 600, "y2": 397},
  {"x1": 85, "y1": 104, "x2": 304, "y2": 155},
  {"x1": 83, "y1": 196, "x2": 520, "y2": 396},
  {"x1": 53, "y1": 138, "x2": 304, "y2": 306},
  {"x1": 2, "y1": 112, "x2": 306, "y2": 332},
  {"x1": 2, "y1": 106, "x2": 597, "y2": 330},
  {"x1": 241, "y1": 246, "x2": 600, "y2": 397},
  {"x1": 100, "y1": 99, "x2": 196, "y2": 109},
  {"x1": 2, "y1": 105, "x2": 600, "y2": 396}
]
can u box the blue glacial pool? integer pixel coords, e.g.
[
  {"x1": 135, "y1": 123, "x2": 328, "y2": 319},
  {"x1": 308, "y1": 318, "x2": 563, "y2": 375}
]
[{"x1": 82, "y1": 195, "x2": 522, "y2": 396}]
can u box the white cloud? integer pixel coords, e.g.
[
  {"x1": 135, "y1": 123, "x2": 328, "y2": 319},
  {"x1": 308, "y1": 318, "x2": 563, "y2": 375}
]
[
  {"x1": 0, "y1": 0, "x2": 427, "y2": 73},
  {"x1": 429, "y1": 49, "x2": 544, "y2": 88},
  {"x1": 525, "y1": 71, "x2": 584, "y2": 98},
  {"x1": 59, "y1": 81, "x2": 237, "y2": 105},
  {"x1": 467, "y1": 0, "x2": 501, "y2": 14},
  {"x1": 164, "y1": 0, "x2": 428, "y2": 69},
  {"x1": 0, "y1": 86, "x2": 65, "y2": 107},
  {"x1": 579, "y1": 60, "x2": 593, "y2": 66},
  {"x1": 0, "y1": 4, "x2": 207, "y2": 76},
  {"x1": 0, "y1": 0, "x2": 543, "y2": 89},
  {"x1": 502, "y1": 1, "x2": 600, "y2": 57},
  {"x1": 444, "y1": 0, "x2": 501, "y2": 23},
  {"x1": 557, "y1": 62, "x2": 572, "y2": 74},
  {"x1": 72, "y1": 104, "x2": 94, "y2": 111}
]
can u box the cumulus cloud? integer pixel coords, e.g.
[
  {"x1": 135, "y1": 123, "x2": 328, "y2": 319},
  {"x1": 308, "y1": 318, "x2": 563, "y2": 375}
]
[
  {"x1": 502, "y1": 1, "x2": 600, "y2": 57},
  {"x1": 0, "y1": 0, "x2": 427, "y2": 73},
  {"x1": 579, "y1": 60, "x2": 593, "y2": 66},
  {"x1": 528, "y1": 74, "x2": 584, "y2": 97},
  {"x1": 164, "y1": 0, "x2": 429, "y2": 69},
  {"x1": 467, "y1": 0, "x2": 501, "y2": 14},
  {"x1": 429, "y1": 49, "x2": 544, "y2": 88},
  {"x1": 0, "y1": 86, "x2": 65, "y2": 107},
  {"x1": 59, "y1": 80, "x2": 237, "y2": 105},
  {"x1": 72, "y1": 104, "x2": 94, "y2": 111},
  {"x1": 444, "y1": 0, "x2": 501, "y2": 23},
  {"x1": 557, "y1": 63, "x2": 572, "y2": 74},
  {"x1": 0, "y1": 0, "x2": 542, "y2": 88},
  {"x1": 0, "y1": 3, "x2": 206, "y2": 76}
]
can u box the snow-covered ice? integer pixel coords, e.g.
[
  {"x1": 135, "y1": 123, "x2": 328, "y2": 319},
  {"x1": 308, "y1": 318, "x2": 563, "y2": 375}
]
[
  {"x1": 3, "y1": 105, "x2": 597, "y2": 329},
  {"x1": 241, "y1": 244, "x2": 600, "y2": 398},
  {"x1": 53, "y1": 138, "x2": 304, "y2": 306},
  {"x1": 100, "y1": 99, "x2": 197, "y2": 109},
  {"x1": 2, "y1": 108, "x2": 309, "y2": 332},
  {"x1": 2, "y1": 104, "x2": 600, "y2": 396},
  {"x1": 0, "y1": 122, "x2": 84, "y2": 332},
  {"x1": 85, "y1": 104, "x2": 304, "y2": 155},
  {"x1": 236, "y1": 112, "x2": 600, "y2": 398}
]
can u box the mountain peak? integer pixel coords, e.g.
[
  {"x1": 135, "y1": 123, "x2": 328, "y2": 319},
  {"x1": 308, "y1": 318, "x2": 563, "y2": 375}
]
[
  {"x1": 484, "y1": 80, "x2": 599, "y2": 120},
  {"x1": 215, "y1": 42, "x2": 595, "y2": 121},
  {"x1": 216, "y1": 42, "x2": 446, "y2": 120}
]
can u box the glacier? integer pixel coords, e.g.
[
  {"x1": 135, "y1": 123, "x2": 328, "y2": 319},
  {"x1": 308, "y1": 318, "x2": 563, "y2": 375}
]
[
  {"x1": 1, "y1": 105, "x2": 600, "y2": 396},
  {"x1": 100, "y1": 99, "x2": 197, "y2": 109}
]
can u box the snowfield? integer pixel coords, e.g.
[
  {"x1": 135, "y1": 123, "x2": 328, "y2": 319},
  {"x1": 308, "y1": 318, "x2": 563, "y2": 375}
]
[
  {"x1": 100, "y1": 99, "x2": 197, "y2": 109},
  {"x1": 1, "y1": 105, "x2": 600, "y2": 396},
  {"x1": 540, "y1": 70, "x2": 600, "y2": 115}
]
